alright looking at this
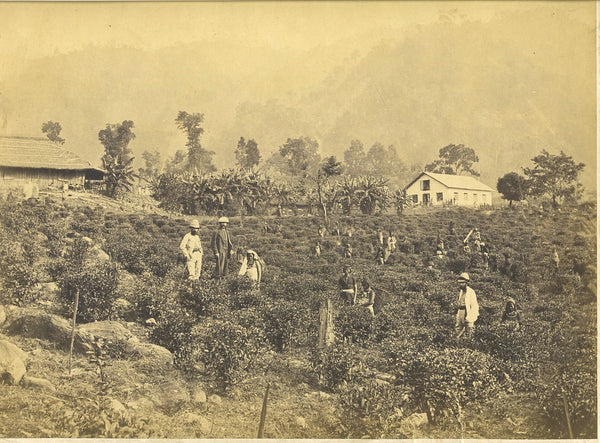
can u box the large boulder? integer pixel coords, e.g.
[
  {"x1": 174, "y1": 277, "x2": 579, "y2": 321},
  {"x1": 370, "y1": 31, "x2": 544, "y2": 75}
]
[
  {"x1": 0, "y1": 339, "x2": 28, "y2": 385},
  {"x1": 4, "y1": 308, "x2": 172, "y2": 368},
  {"x1": 128, "y1": 341, "x2": 174, "y2": 369},
  {"x1": 3, "y1": 309, "x2": 92, "y2": 353}
]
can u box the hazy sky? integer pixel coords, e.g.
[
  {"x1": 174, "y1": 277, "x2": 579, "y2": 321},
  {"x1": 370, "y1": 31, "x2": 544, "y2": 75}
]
[
  {"x1": 0, "y1": 1, "x2": 596, "y2": 192},
  {"x1": 2, "y1": 2, "x2": 584, "y2": 57}
]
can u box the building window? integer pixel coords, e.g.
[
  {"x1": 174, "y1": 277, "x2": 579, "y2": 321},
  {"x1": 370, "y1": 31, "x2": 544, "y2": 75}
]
[
  {"x1": 464, "y1": 193, "x2": 468, "y2": 200},
  {"x1": 421, "y1": 180, "x2": 430, "y2": 191},
  {"x1": 473, "y1": 193, "x2": 478, "y2": 202},
  {"x1": 481, "y1": 194, "x2": 487, "y2": 202},
  {"x1": 453, "y1": 192, "x2": 459, "y2": 201},
  {"x1": 411, "y1": 194, "x2": 418, "y2": 203},
  {"x1": 436, "y1": 192, "x2": 443, "y2": 202}
]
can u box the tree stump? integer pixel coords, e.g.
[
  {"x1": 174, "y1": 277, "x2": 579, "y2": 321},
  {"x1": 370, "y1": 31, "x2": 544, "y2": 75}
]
[{"x1": 318, "y1": 299, "x2": 335, "y2": 348}]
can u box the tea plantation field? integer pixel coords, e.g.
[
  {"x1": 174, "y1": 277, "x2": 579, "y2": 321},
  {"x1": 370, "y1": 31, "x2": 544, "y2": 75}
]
[{"x1": 0, "y1": 194, "x2": 596, "y2": 438}]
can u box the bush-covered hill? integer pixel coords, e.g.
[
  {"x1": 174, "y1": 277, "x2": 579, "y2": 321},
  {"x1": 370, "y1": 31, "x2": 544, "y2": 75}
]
[{"x1": 0, "y1": 194, "x2": 596, "y2": 438}]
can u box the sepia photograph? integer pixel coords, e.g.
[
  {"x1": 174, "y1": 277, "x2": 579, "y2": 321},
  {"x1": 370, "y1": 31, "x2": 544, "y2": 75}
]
[{"x1": 0, "y1": 1, "x2": 596, "y2": 439}]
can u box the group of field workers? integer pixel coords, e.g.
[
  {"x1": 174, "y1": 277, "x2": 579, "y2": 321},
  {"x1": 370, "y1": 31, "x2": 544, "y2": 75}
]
[
  {"x1": 179, "y1": 217, "x2": 263, "y2": 286},
  {"x1": 335, "y1": 224, "x2": 522, "y2": 339}
]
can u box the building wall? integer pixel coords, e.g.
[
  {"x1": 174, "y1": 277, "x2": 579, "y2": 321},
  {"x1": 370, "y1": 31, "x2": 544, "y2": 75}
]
[
  {"x1": 405, "y1": 176, "x2": 492, "y2": 207},
  {"x1": 0, "y1": 167, "x2": 86, "y2": 190}
]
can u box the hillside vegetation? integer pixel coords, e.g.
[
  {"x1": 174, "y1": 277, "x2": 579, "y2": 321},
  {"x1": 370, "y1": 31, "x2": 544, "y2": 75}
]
[{"x1": 0, "y1": 193, "x2": 596, "y2": 438}]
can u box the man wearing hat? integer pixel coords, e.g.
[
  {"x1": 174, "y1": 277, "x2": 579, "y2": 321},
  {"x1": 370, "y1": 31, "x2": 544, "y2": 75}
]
[
  {"x1": 180, "y1": 219, "x2": 203, "y2": 280},
  {"x1": 455, "y1": 272, "x2": 479, "y2": 339},
  {"x1": 338, "y1": 264, "x2": 358, "y2": 305},
  {"x1": 211, "y1": 216, "x2": 234, "y2": 279}
]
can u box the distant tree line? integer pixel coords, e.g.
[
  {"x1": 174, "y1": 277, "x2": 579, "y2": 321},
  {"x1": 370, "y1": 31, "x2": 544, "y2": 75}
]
[{"x1": 42, "y1": 114, "x2": 587, "y2": 211}]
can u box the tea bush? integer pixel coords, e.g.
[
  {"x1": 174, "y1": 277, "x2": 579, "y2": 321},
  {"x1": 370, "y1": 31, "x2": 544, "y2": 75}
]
[
  {"x1": 535, "y1": 365, "x2": 597, "y2": 438},
  {"x1": 335, "y1": 305, "x2": 374, "y2": 345},
  {"x1": 261, "y1": 299, "x2": 315, "y2": 351},
  {"x1": 58, "y1": 261, "x2": 120, "y2": 322},
  {"x1": 395, "y1": 345, "x2": 503, "y2": 423},
  {"x1": 0, "y1": 228, "x2": 41, "y2": 305},
  {"x1": 191, "y1": 318, "x2": 267, "y2": 391},
  {"x1": 338, "y1": 377, "x2": 409, "y2": 438},
  {"x1": 310, "y1": 343, "x2": 360, "y2": 391}
]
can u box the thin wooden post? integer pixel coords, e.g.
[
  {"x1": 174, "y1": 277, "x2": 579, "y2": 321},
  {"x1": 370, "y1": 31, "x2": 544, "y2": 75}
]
[
  {"x1": 562, "y1": 389, "x2": 574, "y2": 439},
  {"x1": 318, "y1": 298, "x2": 335, "y2": 348},
  {"x1": 257, "y1": 383, "x2": 270, "y2": 438},
  {"x1": 68, "y1": 289, "x2": 80, "y2": 375}
]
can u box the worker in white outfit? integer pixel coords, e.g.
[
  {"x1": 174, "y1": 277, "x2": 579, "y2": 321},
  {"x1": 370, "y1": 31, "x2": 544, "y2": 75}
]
[
  {"x1": 238, "y1": 249, "x2": 264, "y2": 287},
  {"x1": 180, "y1": 219, "x2": 203, "y2": 280},
  {"x1": 455, "y1": 272, "x2": 479, "y2": 339}
]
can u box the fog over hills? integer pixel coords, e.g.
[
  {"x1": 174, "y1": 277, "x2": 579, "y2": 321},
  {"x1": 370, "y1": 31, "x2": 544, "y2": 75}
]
[{"x1": 0, "y1": 5, "x2": 595, "y2": 192}]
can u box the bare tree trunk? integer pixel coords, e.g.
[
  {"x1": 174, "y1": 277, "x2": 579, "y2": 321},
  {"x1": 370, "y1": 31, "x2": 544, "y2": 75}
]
[{"x1": 68, "y1": 289, "x2": 80, "y2": 375}]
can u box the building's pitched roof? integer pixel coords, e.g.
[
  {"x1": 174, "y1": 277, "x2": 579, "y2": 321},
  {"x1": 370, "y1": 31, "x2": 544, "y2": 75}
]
[
  {"x1": 0, "y1": 136, "x2": 102, "y2": 172},
  {"x1": 405, "y1": 171, "x2": 494, "y2": 192}
]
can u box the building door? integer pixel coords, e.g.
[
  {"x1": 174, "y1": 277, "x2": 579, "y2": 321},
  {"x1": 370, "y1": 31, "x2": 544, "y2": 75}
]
[{"x1": 422, "y1": 193, "x2": 430, "y2": 205}]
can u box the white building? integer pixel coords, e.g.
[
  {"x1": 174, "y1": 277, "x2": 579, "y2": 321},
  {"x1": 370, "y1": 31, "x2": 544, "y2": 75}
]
[{"x1": 404, "y1": 172, "x2": 494, "y2": 207}]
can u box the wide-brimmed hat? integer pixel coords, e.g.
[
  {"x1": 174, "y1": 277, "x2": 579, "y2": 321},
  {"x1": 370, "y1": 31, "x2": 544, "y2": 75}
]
[
  {"x1": 218, "y1": 216, "x2": 229, "y2": 224},
  {"x1": 457, "y1": 272, "x2": 470, "y2": 282},
  {"x1": 189, "y1": 219, "x2": 200, "y2": 229}
]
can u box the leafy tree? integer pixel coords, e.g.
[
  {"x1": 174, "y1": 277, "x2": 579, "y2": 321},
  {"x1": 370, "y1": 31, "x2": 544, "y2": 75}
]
[
  {"x1": 41, "y1": 121, "x2": 65, "y2": 145},
  {"x1": 425, "y1": 144, "x2": 480, "y2": 176},
  {"x1": 98, "y1": 120, "x2": 136, "y2": 198},
  {"x1": 343, "y1": 140, "x2": 366, "y2": 177},
  {"x1": 308, "y1": 156, "x2": 343, "y2": 223},
  {"x1": 338, "y1": 176, "x2": 359, "y2": 214},
  {"x1": 175, "y1": 111, "x2": 216, "y2": 173},
  {"x1": 497, "y1": 172, "x2": 528, "y2": 206},
  {"x1": 165, "y1": 149, "x2": 187, "y2": 174},
  {"x1": 138, "y1": 150, "x2": 163, "y2": 184},
  {"x1": 278, "y1": 136, "x2": 321, "y2": 177},
  {"x1": 523, "y1": 150, "x2": 585, "y2": 208},
  {"x1": 355, "y1": 176, "x2": 392, "y2": 215},
  {"x1": 235, "y1": 137, "x2": 261, "y2": 170}
]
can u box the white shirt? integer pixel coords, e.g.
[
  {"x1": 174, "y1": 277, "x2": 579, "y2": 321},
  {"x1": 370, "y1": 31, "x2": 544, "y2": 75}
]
[
  {"x1": 458, "y1": 286, "x2": 479, "y2": 323},
  {"x1": 180, "y1": 232, "x2": 203, "y2": 257}
]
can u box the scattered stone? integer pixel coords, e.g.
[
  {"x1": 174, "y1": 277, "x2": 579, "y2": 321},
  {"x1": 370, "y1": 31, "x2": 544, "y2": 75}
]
[
  {"x1": 191, "y1": 388, "x2": 207, "y2": 405},
  {"x1": 287, "y1": 359, "x2": 304, "y2": 370},
  {"x1": 126, "y1": 397, "x2": 155, "y2": 411},
  {"x1": 145, "y1": 318, "x2": 157, "y2": 326},
  {"x1": 107, "y1": 398, "x2": 126, "y2": 414},
  {"x1": 208, "y1": 394, "x2": 222, "y2": 405},
  {"x1": 318, "y1": 391, "x2": 330, "y2": 400},
  {"x1": 294, "y1": 416, "x2": 307, "y2": 428},
  {"x1": 0, "y1": 339, "x2": 28, "y2": 385},
  {"x1": 152, "y1": 381, "x2": 190, "y2": 411},
  {"x1": 113, "y1": 298, "x2": 136, "y2": 322},
  {"x1": 86, "y1": 245, "x2": 110, "y2": 264},
  {"x1": 39, "y1": 282, "x2": 60, "y2": 299},
  {"x1": 21, "y1": 375, "x2": 56, "y2": 392},
  {"x1": 375, "y1": 372, "x2": 396, "y2": 383},
  {"x1": 402, "y1": 412, "x2": 428, "y2": 428},
  {"x1": 80, "y1": 236, "x2": 94, "y2": 246},
  {"x1": 198, "y1": 416, "x2": 212, "y2": 435},
  {"x1": 0, "y1": 305, "x2": 5, "y2": 326}
]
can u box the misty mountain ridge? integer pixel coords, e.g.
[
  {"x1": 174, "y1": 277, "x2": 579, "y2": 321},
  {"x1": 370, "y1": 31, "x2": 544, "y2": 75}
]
[{"x1": 0, "y1": 10, "x2": 594, "y2": 192}]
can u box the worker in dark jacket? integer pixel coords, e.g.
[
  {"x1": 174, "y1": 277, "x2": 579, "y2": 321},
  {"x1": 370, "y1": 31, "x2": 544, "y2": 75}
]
[
  {"x1": 338, "y1": 264, "x2": 358, "y2": 305},
  {"x1": 211, "y1": 216, "x2": 234, "y2": 279}
]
